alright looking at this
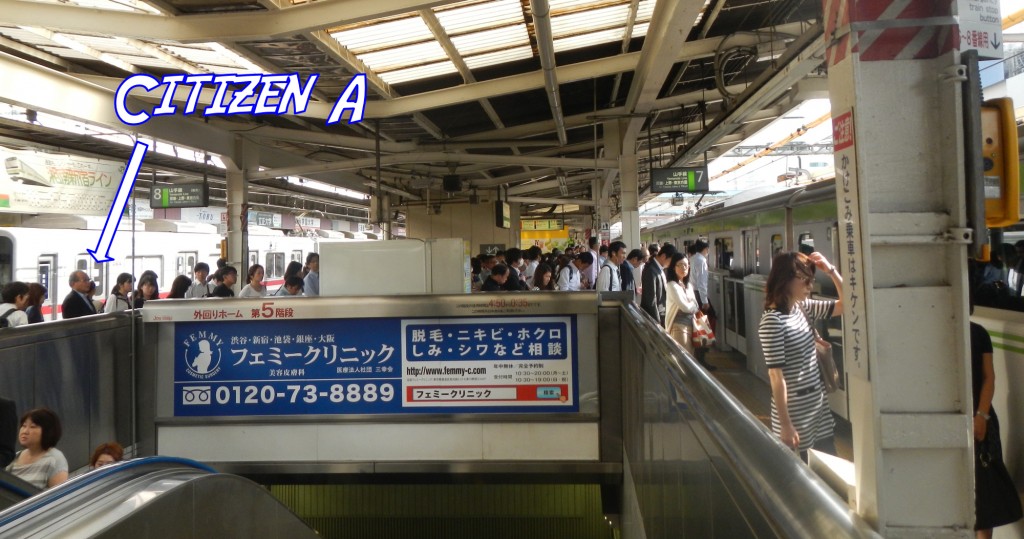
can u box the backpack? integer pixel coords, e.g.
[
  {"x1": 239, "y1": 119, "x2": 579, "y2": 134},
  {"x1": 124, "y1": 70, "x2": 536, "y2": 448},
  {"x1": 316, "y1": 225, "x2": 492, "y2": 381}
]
[{"x1": 0, "y1": 308, "x2": 16, "y2": 328}]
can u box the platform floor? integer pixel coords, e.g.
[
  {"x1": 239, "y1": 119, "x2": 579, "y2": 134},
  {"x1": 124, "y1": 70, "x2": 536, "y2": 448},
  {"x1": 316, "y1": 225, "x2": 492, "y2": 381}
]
[{"x1": 703, "y1": 348, "x2": 854, "y2": 461}]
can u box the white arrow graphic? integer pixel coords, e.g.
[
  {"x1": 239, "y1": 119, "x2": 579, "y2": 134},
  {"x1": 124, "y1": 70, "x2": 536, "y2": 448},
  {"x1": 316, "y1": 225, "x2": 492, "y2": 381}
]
[{"x1": 88, "y1": 140, "x2": 149, "y2": 263}]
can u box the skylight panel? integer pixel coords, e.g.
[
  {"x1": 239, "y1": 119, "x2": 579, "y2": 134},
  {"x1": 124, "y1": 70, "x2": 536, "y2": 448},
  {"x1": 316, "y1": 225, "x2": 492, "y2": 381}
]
[
  {"x1": 380, "y1": 61, "x2": 458, "y2": 85},
  {"x1": 160, "y1": 45, "x2": 229, "y2": 67},
  {"x1": 330, "y1": 17, "x2": 433, "y2": 54},
  {"x1": 29, "y1": 0, "x2": 161, "y2": 13},
  {"x1": 553, "y1": 28, "x2": 625, "y2": 52},
  {"x1": 636, "y1": 0, "x2": 655, "y2": 19},
  {"x1": 434, "y1": 0, "x2": 524, "y2": 34},
  {"x1": 450, "y1": 24, "x2": 530, "y2": 57},
  {"x1": 463, "y1": 45, "x2": 533, "y2": 69},
  {"x1": 550, "y1": 4, "x2": 630, "y2": 38},
  {"x1": 630, "y1": 21, "x2": 650, "y2": 39},
  {"x1": 358, "y1": 41, "x2": 448, "y2": 73}
]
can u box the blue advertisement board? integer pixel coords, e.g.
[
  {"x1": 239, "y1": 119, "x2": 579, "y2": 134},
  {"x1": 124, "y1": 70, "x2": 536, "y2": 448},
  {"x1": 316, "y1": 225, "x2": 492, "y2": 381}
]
[{"x1": 173, "y1": 315, "x2": 578, "y2": 416}]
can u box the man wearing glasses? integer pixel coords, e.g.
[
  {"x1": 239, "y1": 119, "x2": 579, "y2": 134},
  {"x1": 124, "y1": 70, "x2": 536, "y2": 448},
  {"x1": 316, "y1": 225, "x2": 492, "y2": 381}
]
[{"x1": 61, "y1": 270, "x2": 97, "y2": 319}]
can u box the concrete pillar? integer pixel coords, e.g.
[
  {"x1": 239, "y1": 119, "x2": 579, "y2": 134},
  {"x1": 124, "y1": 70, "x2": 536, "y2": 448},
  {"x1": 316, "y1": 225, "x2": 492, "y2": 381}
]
[
  {"x1": 824, "y1": 0, "x2": 973, "y2": 534},
  {"x1": 223, "y1": 137, "x2": 258, "y2": 291},
  {"x1": 619, "y1": 153, "x2": 641, "y2": 251}
]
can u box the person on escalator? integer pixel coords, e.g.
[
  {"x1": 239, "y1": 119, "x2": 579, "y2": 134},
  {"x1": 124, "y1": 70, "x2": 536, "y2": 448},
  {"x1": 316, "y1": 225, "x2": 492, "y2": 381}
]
[
  {"x1": 89, "y1": 442, "x2": 124, "y2": 469},
  {"x1": 5, "y1": 408, "x2": 68, "y2": 489}
]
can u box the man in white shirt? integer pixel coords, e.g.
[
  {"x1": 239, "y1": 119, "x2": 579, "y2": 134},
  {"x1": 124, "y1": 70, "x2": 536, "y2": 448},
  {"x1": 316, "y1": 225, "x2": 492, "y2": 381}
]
[
  {"x1": 596, "y1": 241, "x2": 626, "y2": 292},
  {"x1": 557, "y1": 252, "x2": 594, "y2": 291},
  {"x1": 184, "y1": 262, "x2": 213, "y2": 298},
  {"x1": 585, "y1": 237, "x2": 600, "y2": 290},
  {"x1": 690, "y1": 240, "x2": 710, "y2": 311},
  {"x1": 0, "y1": 282, "x2": 30, "y2": 328}
]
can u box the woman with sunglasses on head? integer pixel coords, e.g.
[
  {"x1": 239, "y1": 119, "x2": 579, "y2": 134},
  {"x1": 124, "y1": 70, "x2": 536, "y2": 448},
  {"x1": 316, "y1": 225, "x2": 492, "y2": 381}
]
[{"x1": 759, "y1": 250, "x2": 843, "y2": 461}]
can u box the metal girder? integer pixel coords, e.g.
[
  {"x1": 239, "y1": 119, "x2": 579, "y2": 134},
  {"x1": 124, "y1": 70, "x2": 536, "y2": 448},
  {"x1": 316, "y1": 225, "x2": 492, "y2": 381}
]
[
  {"x1": 671, "y1": 23, "x2": 825, "y2": 166},
  {"x1": 530, "y1": 0, "x2": 568, "y2": 146},
  {"x1": 0, "y1": 50, "x2": 368, "y2": 191},
  {"x1": 507, "y1": 172, "x2": 601, "y2": 195},
  {"x1": 508, "y1": 196, "x2": 596, "y2": 206},
  {"x1": 728, "y1": 143, "x2": 834, "y2": 156},
  {"x1": 0, "y1": 0, "x2": 451, "y2": 43},
  {"x1": 248, "y1": 152, "x2": 619, "y2": 181}
]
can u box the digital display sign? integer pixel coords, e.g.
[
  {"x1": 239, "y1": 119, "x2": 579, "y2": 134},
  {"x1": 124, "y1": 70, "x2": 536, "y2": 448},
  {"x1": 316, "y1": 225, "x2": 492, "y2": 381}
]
[{"x1": 650, "y1": 166, "x2": 709, "y2": 193}]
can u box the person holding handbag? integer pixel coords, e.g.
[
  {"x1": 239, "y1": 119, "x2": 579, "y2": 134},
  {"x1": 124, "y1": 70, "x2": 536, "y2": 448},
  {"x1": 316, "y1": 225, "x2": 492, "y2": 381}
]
[
  {"x1": 665, "y1": 253, "x2": 699, "y2": 353},
  {"x1": 758, "y1": 251, "x2": 843, "y2": 461}
]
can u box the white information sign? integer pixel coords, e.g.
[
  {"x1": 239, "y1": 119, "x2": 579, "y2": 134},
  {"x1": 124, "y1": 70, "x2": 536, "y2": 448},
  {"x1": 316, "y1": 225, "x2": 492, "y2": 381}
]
[
  {"x1": 956, "y1": 0, "x2": 1004, "y2": 59},
  {"x1": 0, "y1": 148, "x2": 124, "y2": 215},
  {"x1": 180, "y1": 207, "x2": 226, "y2": 225}
]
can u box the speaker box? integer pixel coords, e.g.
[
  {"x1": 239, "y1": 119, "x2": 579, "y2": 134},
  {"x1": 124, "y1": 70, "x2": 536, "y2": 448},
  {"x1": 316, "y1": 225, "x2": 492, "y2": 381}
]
[{"x1": 442, "y1": 174, "x2": 462, "y2": 193}]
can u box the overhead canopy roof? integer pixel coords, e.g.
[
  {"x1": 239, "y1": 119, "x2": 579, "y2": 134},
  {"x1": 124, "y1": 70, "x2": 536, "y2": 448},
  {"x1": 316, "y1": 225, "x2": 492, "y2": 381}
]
[{"x1": 0, "y1": 0, "x2": 825, "y2": 224}]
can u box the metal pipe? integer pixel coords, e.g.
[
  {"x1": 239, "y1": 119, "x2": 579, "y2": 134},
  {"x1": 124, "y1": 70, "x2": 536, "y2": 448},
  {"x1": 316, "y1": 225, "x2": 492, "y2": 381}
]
[{"x1": 530, "y1": 0, "x2": 568, "y2": 146}]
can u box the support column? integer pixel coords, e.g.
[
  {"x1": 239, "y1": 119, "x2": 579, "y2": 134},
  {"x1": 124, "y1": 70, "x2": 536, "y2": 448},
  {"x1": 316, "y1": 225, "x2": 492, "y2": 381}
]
[
  {"x1": 223, "y1": 137, "x2": 258, "y2": 292},
  {"x1": 824, "y1": 0, "x2": 972, "y2": 535},
  {"x1": 619, "y1": 153, "x2": 641, "y2": 250}
]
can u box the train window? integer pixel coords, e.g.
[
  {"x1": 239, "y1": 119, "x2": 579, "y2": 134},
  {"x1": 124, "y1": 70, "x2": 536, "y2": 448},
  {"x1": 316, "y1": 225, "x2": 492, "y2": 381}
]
[
  {"x1": 770, "y1": 234, "x2": 784, "y2": 259},
  {"x1": 176, "y1": 252, "x2": 198, "y2": 279},
  {"x1": 125, "y1": 256, "x2": 163, "y2": 286},
  {"x1": 265, "y1": 252, "x2": 285, "y2": 279},
  {"x1": 0, "y1": 236, "x2": 11, "y2": 284},
  {"x1": 798, "y1": 233, "x2": 815, "y2": 255},
  {"x1": 291, "y1": 250, "x2": 303, "y2": 263},
  {"x1": 714, "y1": 238, "x2": 733, "y2": 270},
  {"x1": 248, "y1": 251, "x2": 258, "y2": 269}
]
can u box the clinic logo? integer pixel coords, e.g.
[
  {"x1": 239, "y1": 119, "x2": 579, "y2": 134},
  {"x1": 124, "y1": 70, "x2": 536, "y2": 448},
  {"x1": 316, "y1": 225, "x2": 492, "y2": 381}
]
[
  {"x1": 181, "y1": 386, "x2": 211, "y2": 405},
  {"x1": 181, "y1": 331, "x2": 223, "y2": 379}
]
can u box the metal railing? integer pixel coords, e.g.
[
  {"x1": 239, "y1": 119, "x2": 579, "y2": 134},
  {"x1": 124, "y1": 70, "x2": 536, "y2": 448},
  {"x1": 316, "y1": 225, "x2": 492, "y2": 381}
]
[{"x1": 617, "y1": 301, "x2": 880, "y2": 538}]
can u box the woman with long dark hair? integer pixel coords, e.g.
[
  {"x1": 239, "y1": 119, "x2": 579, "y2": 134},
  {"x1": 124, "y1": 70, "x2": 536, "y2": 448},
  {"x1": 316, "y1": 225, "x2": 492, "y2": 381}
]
[
  {"x1": 104, "y1": 273, "x2": 134, "y2": 313},
  {"x1": 664, "y1": 252, "x2": 700, "y2": 354},
  {"x1": 758, "y1": 251, "x2": 842, "y2": 460},
  {"x1": 531, "y1": 263, "x2": 555, "y2": 291},
  {"x1": 132, "y1": 275, "x2": 158, "y2": 309},
  {"x1": 167, "y1": 275, "x2": 193, "y2": 299}
]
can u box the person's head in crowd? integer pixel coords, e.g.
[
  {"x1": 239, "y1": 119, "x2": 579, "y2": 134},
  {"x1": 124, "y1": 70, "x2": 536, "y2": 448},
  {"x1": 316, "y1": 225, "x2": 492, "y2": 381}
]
[
  {"x1": 626, "y1": 249, "x2": 644, "y2": 268},
  {"x1": 489, "y1": 264, "x2": 509, "y2": 285},
  {"x1": 666, "y1": 252, "x2": 690, "y2": 284},
  {"x1": 480, "y1": 254, "x2": 497, "y2": 270},
  {"x1": 220, "y1": 266, "x2": 239, "y2": 287},
  {"x1": 532, "y1": 263, "x2": 555, "y2": 291},
  {"x1": 687, "y1": 243, "x2": 697, "y2": 256},
  {"x1": 607, "y1": 241, "x2": 627, "y2": 266},
  {"x1": 87, "y1": 280, "x2": 100, "y2": 300},
  {"x1": 505, "y1": 248, "x2": 523, "y2": 269},
  {"x1": 283, "y1": 261, "x2": 303, "y2": 282},
  {"x1": 551, "y1": 248, "x2": 562, "y2": 258},
  {"x1": 168, "y1": 275, "x2": 192, "y2": 299},
  {"x1": 648, "y1": 243, "x2": 660, "y2": 259},
  {"x1": 495, "y1": 252, "x2": 506, "y2": 265},
  {"x1": 283, "y1": 277, "x2": 305, "y2": 296},
  {"x1": 136, "y1": 275, "x2": 158, "y2": 301},
  {"x1": 193, "y1": 262, "x2": 211, "y2": 284},
  {"x1": 692, "y1": 240, "x2": 708, "y2": 254},
  {"x1": 655, "y1": 243, "x2": 677, "y2": 268},
  {"x1": 2, "y1": 281, "x2": 30, "y2": 310},
  {"x1": 138, "y1": 270, "x2": 160, "y2": 297},
  {"x1": 247, "y1": 264, "x2": 265, "y2": 287},
  {"x1": 216, "y1": 258, "x2": 226, "y2": 269},
  {"x1": 471, "y1": 257, "x2": 482, "y2": 275},
  {"x1": 599, "y1": 245, "x2": 609, "y2": 259},
  {"x1": 90, "y1": 442, "x2": 124, "y2": 469},
  {"x1": 527, "y1": 245, "x2": 542, "y2": 261},
  {"x1": 19, "y1": 408, "x2": 61, "y2": 452},
  {"x1": 305, "y1": 253, "x2": 319, "y2": 274},
  {"x1": 68, "y1": 270, "x2": 90, "y2": 295},
  {"x1": 26, "y1": 283, "x2": 46, "y2": 310},
  {"x1": 574, "y1": 252, "x2": 595, "y2": 271},
  {"x1": 111, "y1": 273, "x2": 134, "y2": 297},
  {"x1": 764, "y1": 251, "x2": 815, "y2": 313}
]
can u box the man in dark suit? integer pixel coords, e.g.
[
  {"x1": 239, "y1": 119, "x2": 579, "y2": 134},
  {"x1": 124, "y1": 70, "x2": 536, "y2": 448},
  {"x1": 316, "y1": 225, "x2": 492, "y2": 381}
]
[
  {"x1": 61, "y1": 270, "x2": 97, "y2": 319},
  {"x1": 0, "y1": 397, "x2": 15, "y2": 468},
  {"x1": 640, "y1": 244, "x2": 675, "y2": 325}
]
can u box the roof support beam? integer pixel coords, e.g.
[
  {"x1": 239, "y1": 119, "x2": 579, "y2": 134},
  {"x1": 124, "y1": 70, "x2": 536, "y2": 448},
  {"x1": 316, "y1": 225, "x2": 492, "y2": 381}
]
[
  {"x1": 508, "y1": 196, "x2": 596, "y2": 207},
  {"x1": 530, "y1": 0, "x2": 568, "y2": 146},
  {"x1": 0, "y1": 0, "x2": 451, "y2": 43},
  {"x1": 249, "y1": 152, "x2": 619, "y2": 180}
]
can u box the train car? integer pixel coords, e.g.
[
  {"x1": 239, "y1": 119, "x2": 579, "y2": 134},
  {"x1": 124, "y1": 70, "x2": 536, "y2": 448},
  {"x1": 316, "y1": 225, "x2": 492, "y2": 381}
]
[{"x1": 0, "y1": 216, "x2": 321, "y2": 319}]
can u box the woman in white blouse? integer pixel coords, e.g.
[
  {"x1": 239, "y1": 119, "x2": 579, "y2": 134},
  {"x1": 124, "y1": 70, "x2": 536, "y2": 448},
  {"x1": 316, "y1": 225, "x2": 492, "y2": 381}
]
[
  {"x1": 664, "y1": 252, "x2": 700, "y2": 353},
  {"x1": 238, "y1": 264, "x2": 267, "y2": 298},
  {"x1": 103, "y1": 273, "x2": 134, "y2": 313}
]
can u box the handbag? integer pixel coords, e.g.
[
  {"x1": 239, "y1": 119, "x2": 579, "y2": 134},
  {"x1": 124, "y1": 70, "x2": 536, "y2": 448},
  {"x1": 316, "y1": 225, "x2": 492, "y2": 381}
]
[
  {"x1": 975, "y1": 418, "x2": 1024, "y2": 529},
  {"x1": 691, "y1": 310, "x2": 716, "y2": 348},
  {"x1": 802, "y1": 305, "x2": 839, "y2": 393}
]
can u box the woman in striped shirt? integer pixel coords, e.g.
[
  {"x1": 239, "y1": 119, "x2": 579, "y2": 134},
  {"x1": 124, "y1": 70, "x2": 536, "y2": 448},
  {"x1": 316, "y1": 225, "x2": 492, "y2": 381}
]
[{"x1": 759, "y1": 251, "x2": 843, "y2": 459}]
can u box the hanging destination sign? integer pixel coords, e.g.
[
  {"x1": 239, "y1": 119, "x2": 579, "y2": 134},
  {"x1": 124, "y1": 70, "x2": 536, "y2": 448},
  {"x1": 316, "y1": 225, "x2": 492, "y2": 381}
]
[
  {"x1": 650, "y1": 166, "x2": 709, "y2": 193},
  {"x1": 150, "y1": 183, "x2": 210, "y2": 209}
]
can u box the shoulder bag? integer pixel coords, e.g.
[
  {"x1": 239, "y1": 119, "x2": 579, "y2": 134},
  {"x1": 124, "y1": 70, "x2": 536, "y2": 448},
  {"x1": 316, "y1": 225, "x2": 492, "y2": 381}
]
[{"x1": 802, "y1": 304, "x2": 839, "y2": 393}]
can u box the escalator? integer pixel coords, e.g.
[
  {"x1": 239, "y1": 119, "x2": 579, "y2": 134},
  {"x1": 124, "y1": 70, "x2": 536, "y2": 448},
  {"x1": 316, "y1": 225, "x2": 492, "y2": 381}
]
[
  {"x1": 0, "y1": 471, "x2": 39, "y2": 511},
  {"x1": 0, "y1": 457, "x2": 317, "y2": 538}
]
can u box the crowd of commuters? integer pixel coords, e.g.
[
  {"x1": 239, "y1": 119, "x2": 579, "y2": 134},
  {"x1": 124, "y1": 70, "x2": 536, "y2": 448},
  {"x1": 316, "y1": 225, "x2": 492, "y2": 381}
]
[{"x1": 0, "y1": 252, "x2": 326, "y2": 324}]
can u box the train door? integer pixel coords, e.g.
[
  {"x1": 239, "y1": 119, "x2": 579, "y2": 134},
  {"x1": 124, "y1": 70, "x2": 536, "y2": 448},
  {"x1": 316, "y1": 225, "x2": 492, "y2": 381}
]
[
  {"x1": 176, "y1": 251, "x2": 198, "y2": 280},
  {"x1": 125, "y1": 256, "x2": 163, "y2": 288},
  {"x1": 37, "y1": 254, "x2": 56, "y2": 320},
  {"x1": 75, "y1": 254, "x2": 106, "y2": 302},
  {"x1": 0, "y1": 235, "x2": 11, "y2": 284},
  {"x1": 291, "y1": 250, "x2": 303, "y2": 264},
  {"x1": 265, "y1": 252, "x2": 285, "y2": 282}
]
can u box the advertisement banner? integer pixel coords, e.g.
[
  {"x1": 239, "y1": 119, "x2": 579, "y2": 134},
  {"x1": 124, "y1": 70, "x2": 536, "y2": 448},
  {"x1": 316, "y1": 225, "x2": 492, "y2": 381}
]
[
  {"x1": 0, "y1": 148, "x2": 124, "y2": 215},
  {"x1": 173, "y1": 315, "x2": 578, "y2": 416}
]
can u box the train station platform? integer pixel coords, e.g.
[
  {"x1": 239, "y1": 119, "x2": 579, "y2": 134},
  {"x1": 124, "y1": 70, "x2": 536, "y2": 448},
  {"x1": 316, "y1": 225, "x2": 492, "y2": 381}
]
[{"x1": 0, "y1": 293, "x2": 879, "y2": 538}]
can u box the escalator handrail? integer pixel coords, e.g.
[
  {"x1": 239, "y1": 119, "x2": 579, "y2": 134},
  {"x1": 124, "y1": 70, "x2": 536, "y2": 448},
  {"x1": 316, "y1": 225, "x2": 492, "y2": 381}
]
[
  {"x1": 0, "y1": 475, "x2": 36, "y2": 499},
  {"x1": 0, "y1": 456, "x2": 216, "y2": 527},
  {"x1": 620, "y1": 302, "x2": 882, "y2": 539}
]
